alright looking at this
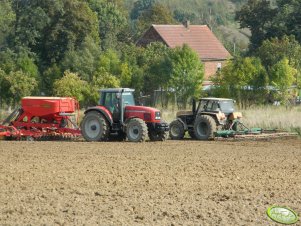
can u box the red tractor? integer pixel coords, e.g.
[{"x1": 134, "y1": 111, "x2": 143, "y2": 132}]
[{"x1": 80, "y1": 88, "x2": 169, "y2": 142}]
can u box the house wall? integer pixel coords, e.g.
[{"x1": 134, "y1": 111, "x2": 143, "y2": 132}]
[{"x1": 203, "y1": 60, "x2": 226, "y2": 80}]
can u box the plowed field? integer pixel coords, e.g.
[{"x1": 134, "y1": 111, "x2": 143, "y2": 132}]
[{"x1": 0, "y1": 139, "x2": 300, "y2": 225}]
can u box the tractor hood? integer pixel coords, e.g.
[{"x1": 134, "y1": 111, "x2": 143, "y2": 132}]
[{"x1": 124, "y1": 105, "x2": 161, "y2": 122}]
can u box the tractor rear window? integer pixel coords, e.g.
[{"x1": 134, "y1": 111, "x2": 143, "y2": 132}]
[{"x1": 122, "y1": 93, "x2": 135, "y2": 106}]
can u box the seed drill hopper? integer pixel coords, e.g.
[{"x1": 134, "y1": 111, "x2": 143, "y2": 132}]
[{"x1": 0, "y1": 97, "x2": 81, "y2": 140}]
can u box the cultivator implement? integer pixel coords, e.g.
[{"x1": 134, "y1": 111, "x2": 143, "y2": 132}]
[
  {"x1": 214, "y1": 119, "x2": 298, "y2": 140},
  {"x1": 0, "y1": 97, "x2": 81, "y2": 141}
]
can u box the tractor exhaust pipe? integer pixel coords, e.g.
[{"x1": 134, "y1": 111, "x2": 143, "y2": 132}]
[{"x1": 192, "y1": 99, "x2": 196, "y2": 114}]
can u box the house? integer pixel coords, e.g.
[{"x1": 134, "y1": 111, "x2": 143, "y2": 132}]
[{"x1": 137, "y1": 22, "x2": 231, "y2": 80}]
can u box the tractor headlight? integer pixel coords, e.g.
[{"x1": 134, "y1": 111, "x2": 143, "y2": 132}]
[{"x1": 155, "y1": 112, "x2": 161, "y2": 120}]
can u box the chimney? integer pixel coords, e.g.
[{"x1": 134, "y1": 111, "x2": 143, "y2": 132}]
[{"x1": 183, "y1": 20, "x2": 190, "y2": 29}]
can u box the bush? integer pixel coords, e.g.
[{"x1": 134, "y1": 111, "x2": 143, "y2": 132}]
[{"x1": 53, "y1": 71, "x2": 88, "y2": 105}]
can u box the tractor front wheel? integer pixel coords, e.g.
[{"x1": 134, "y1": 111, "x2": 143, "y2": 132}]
[
  {"x1": 169, "y1": 120, "x2": 185, "y2": 140},
  {"x1": 81, "y1": 111, "x2": 110, "y2": 142},
  {"x1": 126, "y1": 118, "x2": 147, "y2": 142},
  {"x1": 194, "y1": 115, "x2": 216, "y2": 140}
]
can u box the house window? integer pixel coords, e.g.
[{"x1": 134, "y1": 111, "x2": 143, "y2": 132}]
[{"x1": 217, "y1": 63, "x2": 222, "y2": 70}]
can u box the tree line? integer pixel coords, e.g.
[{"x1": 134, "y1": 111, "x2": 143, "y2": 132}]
[
  {"x1": 0, "y1": 0, "x2": 204, "y2": 108},
  {"x1": 0, "y1": 0, "x2": 301, "y2": 108},
  {"x1": 214, "y1": 0, "x2": 301, "y2": 106}
]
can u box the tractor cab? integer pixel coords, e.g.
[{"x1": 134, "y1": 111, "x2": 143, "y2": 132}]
[
  {"x1": 99, "y1": 88, "x2": 135, "y2": 122},
  {"x1": 100, "y1": 88, "x2": 135, "y2": 111},
  {"x1": 196, "y1": 98, "x2": 235, "y2": 116}
]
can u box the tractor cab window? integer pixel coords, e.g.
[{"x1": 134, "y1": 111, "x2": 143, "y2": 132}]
[
  {"x1": 219, "y1": 100, "x2": 235, "y2": 115},
  {"x1": 205, "y1": 101, "x2": 220, "y2": 112},
  {"x1": 211, "y1": 102, "x2": 220, "y2": 111},
  {"x1": 122, "y1": 92, "x2": 135, "y2": 106},
  {"x1": 103, "y1": 93, "x2": 119, "y2": 113},
  {"x1": 199, "y1": 100, "x2": 207, "y2": 112}
]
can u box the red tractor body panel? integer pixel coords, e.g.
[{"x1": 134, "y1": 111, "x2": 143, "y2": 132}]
[{"x1": 125, "y1": 105, "x2": 160, "y2": 123}]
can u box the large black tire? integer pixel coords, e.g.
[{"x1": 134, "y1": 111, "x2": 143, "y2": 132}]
[
  {"x1": 126, "y1": 118, "x2": 148, "y2": 142},
  {"x1": 81, "y1": 111, "x2": 110, "y2": 142},
  {"x1": 149, "y1": 130, "x2": 168, "y2": 141},
  {"x1": 193, "y1": 115, "x2": 216, "y2": 140},
  {"x1": 169, "y1": 120, "x2": 185, "y2": 140}
]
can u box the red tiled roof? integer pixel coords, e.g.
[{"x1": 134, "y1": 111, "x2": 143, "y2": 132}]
[{"x1": 152, "y1": 24, "x2": 231, "y2": 60}]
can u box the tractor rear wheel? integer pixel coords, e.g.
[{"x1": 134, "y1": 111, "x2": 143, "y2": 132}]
[
  {"x1": 81, "y1": 111, "x2": 109, "y2": 142},
  {"x1": 194, "y1": 115, "x2": 216, "y2": 140},
  {"x1": 126, "y1": 118, "x2": 147, "y2": 142},
  {"x1": 169, "y1": 120, "x2": 185, "y2": 140},
  {"x1": 149, "y1": 130, "x2": 168, "y2": 141}
]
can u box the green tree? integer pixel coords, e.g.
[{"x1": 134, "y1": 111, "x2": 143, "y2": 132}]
[
  {"x1": 42, "y1": 0, "x2": 100, "y2": 64},
  {"x1": 0, "y1": 69, "x2": 10, "y2": 106},
  {"x1": 61, "y1": 37, "x2": 101, "y2": 82},
  {"x1": 136, "y1": 2, "x2": 175, "y2": 37},
  {"x1": 119, "y1": 44, "x2": 145, "y2": 94},
  {"x1": 97, "y1": 49, "x2": 121, "y2": 76},
  {"x1": 130, "y1": 0, "x2": 155, "y2": 20},
  {"x1": 88, "y1": 0, "x2": 127, "y2": 50},
  {"x1": 0, "y1": 0, "x2": 15, "y2": 47},
  {"x1": 89, "y1": 68, "x2": 120, "y2": 104},
  {"x1": 235, "y1": 0, "x2": 277, "y2": 51},
  {"x1": 214, "y1": 57, "x2": 268, "y2": 105},
  {"x1": 270, "y1": 58, "x2": 297, "y2": 103},
  {"x1": 168, "y1": 44, "x2": 204, "y2": 109},
  {"x1": 0, "y1": 47, "x2": 39, "y2": 88},
  {"x1": 256, "y1": 36, "x2": 301, "y2": 69},
  {"x1": 142, "y1": 42, "x2": 171, "y2": 104},
  {"x1": 120, "y1": 63, "x2": 132, "y2": 87},
  {"x1": 276, "y1": 0, "x2": 301, "y2": 44},
  {"x1": 42, "y1": 64, "x2": 62, "y2": 95},
  {"x1": 256, "y1": 36, "x2": 301, "y2": 87},
  {"x1": 173, "y1": 10, "x2": 197, "y2": 24},
  {"x1": 12, "y1": 0, "x2": 50, "y2": 48},
  {"x1": 4, "y1": 70, "x2": 38, "y2": 105},
  {"x1": 53, "y1": 71, "x2": 88, "y2": 105},
  {"x1": 11, "y1": 0, "x2": 100, "y2": 66}
]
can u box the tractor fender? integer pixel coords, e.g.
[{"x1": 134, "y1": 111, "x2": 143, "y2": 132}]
[
  {"x1": 175, "y1": 118, "x2": 188, "y2": 130},
  {"x1": 84, "y1": 107, "x2": 113, "y2": 125}
]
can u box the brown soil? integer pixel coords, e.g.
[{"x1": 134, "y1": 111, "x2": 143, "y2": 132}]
[{"x1": 0, "y1": 139, "x2": 300, "y2": 226}]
